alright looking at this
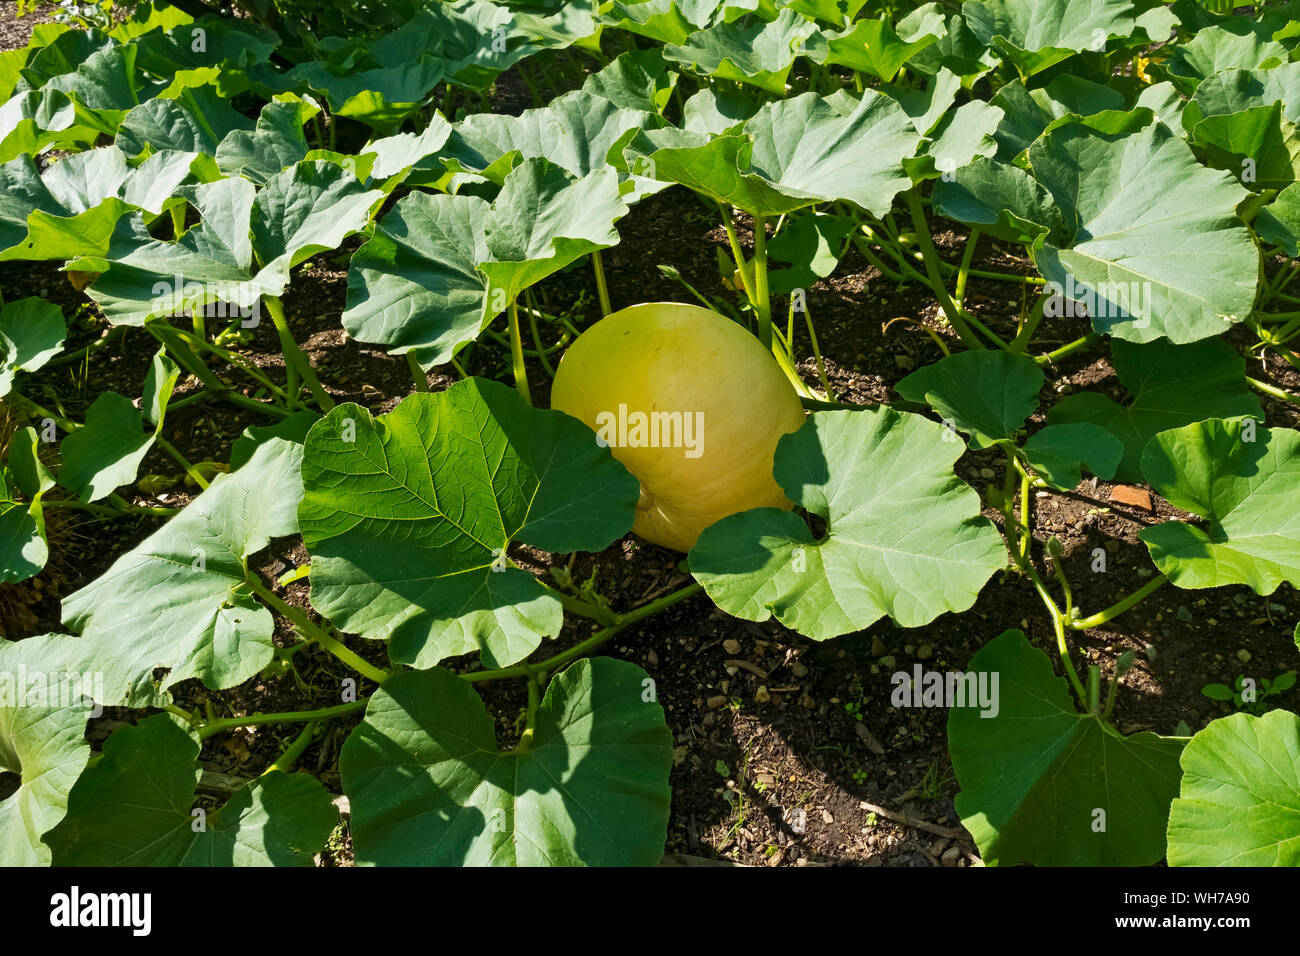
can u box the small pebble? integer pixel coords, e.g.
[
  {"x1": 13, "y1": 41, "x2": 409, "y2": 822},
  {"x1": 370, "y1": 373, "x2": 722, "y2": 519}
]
[
  {"x1": 1236, "y1": 648, "x2": 1252, "y2": 664},
  {"x1": 722, "y1": 638, "x2": 741, "y2": 655}
]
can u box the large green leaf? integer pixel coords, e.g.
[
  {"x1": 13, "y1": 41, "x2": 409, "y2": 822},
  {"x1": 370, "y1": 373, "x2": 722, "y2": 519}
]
[
  {"x1": 690, "y1": 408, "x2": 1006, "y2": 640},
  {"x1": 1021, "y1": 423, "x2": 1123, "y2": 490},
  {"x1": 962, "y1": 0, "x2": 1137, "y2": 78},
  {"x1": 1047, "y1": 337, "x2": 1260, "y2": 481},
  {"x1": 342, "y1": 191, "x2": 490, "y2": 366},
  {"x1": 0, "y1": 148, "x2": 200, "y2": 262},
  {"x1": 1167, "y1": 710, "x2": 1300, "y2": 866},
  {"x1": 58, "y1": 438, "x2": 304, "y2": 707},
  {"x1": 45, "y1": 714, "x2": 337, "y2": 866},
  {"x1": 1182, "y1": 62, "x2": 1300, "y2": 133},
  {"x1": 663, "y1": 8, "x2": 818, "y2": 95},
  {"x1": 895, "y1": 350, "x2": 1043, "y2": 450},
  {"x1": 1028, "y1": 119, "x2": 1257, "y2": 343},
  {"x1": 1189, "y1": 102, "x2": 1300, "y2": 193},
  {"x1": 83, "y1": 162, "x2": 382, "y2": 325},
  {"x1": 600, "y1": 0, "x2": 720, "y2": 44},
  {"x1": 814, "y1": 15, "x2": 938, "y2": 82},
  {"x1": 1139, "y1": 419, "x2": 1300, "y2": 594},
  {"x1": 1163, "y1": 22, "x2": 1288, "y2": 96},
  {"x1": 990, "y1": 76, "x2": 1125, "y2": 161},
  {"x1": 441, "y1": 89, "x2": 661, "y2": 186},
  {"x1": 949, "y1": 629, "x2": 1185, "y2": 866},
  {"x1": 642, "y1": 90, "x2": 919, "y2": 217},
  {"x1": 0, "y1": 88, "x2": 93, "y2": 164},
  {"x1": 57, "y1": 349, "x2": 178, "y2": 502},
  {"x1": 298, "y1": 378, "x2": 639, "y2": 669},
  {"x1": 341, "y1": 658, "x2": 672, "y2": 865},
  {"x1": 214, "y1": 97, "x2": 317, "y2": 185},
  {"x1": 116, "y1": 87, "x2": 254, "y2": 158},
  {"x1": 0, "y1": 639, "x2": 92, "y2": 865},
  {"x1": 0, "y1": 297, "x2": 65, "y2": 397},
  {"x1": 477, "y1": 159, "x2": 629, "y2": 315}
]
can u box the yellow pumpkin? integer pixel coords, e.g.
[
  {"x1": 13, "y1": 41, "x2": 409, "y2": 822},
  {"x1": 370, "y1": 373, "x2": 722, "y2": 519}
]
[{"x1": 550, "y1": 302, "x2": 806, "y2": 552}]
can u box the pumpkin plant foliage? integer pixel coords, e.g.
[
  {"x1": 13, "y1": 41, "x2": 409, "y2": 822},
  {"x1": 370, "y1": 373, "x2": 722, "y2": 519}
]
[{"x1": 0, "y1": 0, "x2": 1296, "y2": 870}]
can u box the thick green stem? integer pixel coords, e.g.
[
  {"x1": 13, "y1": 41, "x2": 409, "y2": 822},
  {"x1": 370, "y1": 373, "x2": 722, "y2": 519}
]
[
  {"x1": 198, "y1": 701, "x2": 367, "y2": 740},
  {"x1": 154, "y1": 434, "x2": 209, "y2": 490},
  {"x1": 262, "y1": 721, "x2": 320, "y2": 774},
  {"x1": 248, "y1": 580, "x2": 391, "y2": 685},
  {"x1": 263, "y1": 297, "x2": 333, "y2": 412},
  {"x1": 515, "y1": 678, "x2": 540, "y2": 755},
  {"x1": 525, "y1": 288, "x2": 556, "y2": 377},
  {"x1": 752, "y1": 215, "x2": 772, "y2": 351},
  {"x1": 1034, "y1": 332, "x2": 1101, "y2": 367},
  {"x1": 953, "y1": 227, "x2": 980, "y2": 310},
  {"x1": 407, "y1": 352, "x2": 430, "y2": 392},
  {"x1": 591, "y1": 250, "x2": 612, "y2": 317},
  {"x1": 464, "y1": 582, "x2": 704, "y2": 685},
  {"x1": 904, "y1": 190, "x2": 984, "y2": 350},
  {"x1": 44, "y1": 498, "x2": 179, "y2": 517},
  {"x1": 1069, "y1": 574, "x2": 1168, "y2": 630},
  {"x1": 1249, "y1": 376, "x2": 1300, "y2": 405},
  {"x1": 508, "y1": 297, "x2": 532, "y2": 404}
]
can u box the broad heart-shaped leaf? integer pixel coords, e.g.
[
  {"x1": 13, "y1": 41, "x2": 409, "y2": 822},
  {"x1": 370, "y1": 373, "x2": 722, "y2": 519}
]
[
  {"x1": 582, "y1": 47, "x2": 678, "y2": 114},
  {"x1": 1190, "y1": 102, "x2": 1300, "y2": 193},
  {"x1": 214, "y1": 97, "x2": 318, "y2": 186},
  {"x1": 1258, "y1": 181, "x2": 1300, "y2": 255},
  {"x1": 600, "y1": 0, "x2": 720, "y2": 44},
  {"x1": 1166, "y1": 710, "x2": 1300, "y2": 866},
  {"x1": 478, "y1": 159, "x2": 629, "y2": 314},
  {"x1": 0, "y1": 641, "x2": 92, "y2": 865},
  {"x1": 0, "y1": 88, "x2": 95, "y2": 164},
  {"x1": 45, "y1": 714, "x2": 337, "y2": 866},
  {"x1": 949, "y1": 629, "x2": 1185, "y2": 866},
  {"x1": 441, "y1": 89, "x2": 662, "y2": 186},
  {"x1": 1182, "y1": 62, "x2": 1300, "y2": 139},
  {"x1": 1048, "y1": 338, "x2": 1261, "y2": 482},
  {"x1": 250, "y1": 160, "x2": 385, "y2": 291},
  {"x1": 1139, "y1": 420, "x2": 1300, "y2": 594},
  {"x1": 359, "y1": 113, "x2": 452, "y2": 181},
  {"x1": 343, "y1": 191, "x2": 490, "y2": 366},
  {"x1": 931, "y1": 155, "x2": 1063, "y2": 245},
  {"x1": 813, "y1": 15, "x2": 938, "y2": 82},
  {"x1": 341, "y1": 657, "x2": 672, "y2": 866},
  {"x1": 1021, "y1": 423, "x2": 1122, "y2": 490},
  {"x1": 261, "y1": 58, "x2": 444, "y2": 133},
  {"x1": 116, "y1": 86, "x2": 254, "y2": 158},
  {"x1": 1163, "y1": 22, "x2": 1288, "y2": 96},
  {"x1": 990, "y1": 76, "x2": 1126, "y2": 162},
  {"x1": 298, "y1": 379, "x2": 639, "y2": 670},
  {"x1": 0, "y1": 297, "x2": 65, "y2": 397},
  {"x1": 0, "y1": 148, "x2": 200, "y2": 263},
  {"x1": 962, "y1": 0, "x2": 1137, "y2": 78},
  {"x1": 57, "y1": 438, "x2": 303, "y2": 708},
  {"x1": 643, "y1": 91, "x2": 919, "y2": 218},
  {"x1": 57, "y1": 349, "x2": 179, "y2": 502},
  {"x1": 82, "y1": 162, "x2": 382, "y2": 326},
  {"x1": 895, "y1": 350, "x2": 1043, "y2": 450},
  {"x1": 689, "y1": 408, "x2": 1006, "y2": 640},
  {"x1": 1027, "y1": 119, "x2": 1258, "y2": 343},
  {"x1": 663, "y1": 8, "x2": 819, "y2": 95}
]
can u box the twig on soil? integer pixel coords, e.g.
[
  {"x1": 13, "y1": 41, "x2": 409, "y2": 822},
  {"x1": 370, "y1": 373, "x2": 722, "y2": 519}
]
[
  {"x1": 725, "y1": 658, "x2": 770, "y2": 680},
  {"x1": 858, "y1": 799, "x2": 967, "y2": 840}
]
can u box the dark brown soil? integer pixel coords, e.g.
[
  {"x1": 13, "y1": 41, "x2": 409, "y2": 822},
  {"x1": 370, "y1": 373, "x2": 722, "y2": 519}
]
[{"x1": 0, "y1": 9, "x2": 1297, "y2": 868}]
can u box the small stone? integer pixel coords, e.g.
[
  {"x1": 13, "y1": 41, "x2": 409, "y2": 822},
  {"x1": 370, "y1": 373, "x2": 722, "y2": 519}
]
[
  {"x1": 646, "y1": 650, "x2": 658, "y2": 667},
  {"x1": 799, "y1": 693, "x2": 816, "y2": 710},
  {"x1": 871, "y1": 636, "x2": 886, "y2": 657},
  {"x1": 917, "y1": 644, "x2": 933, "y2": 660},
  {"x1": 706, "y1": 695, "x2": 727, "y2": 709},
  {"x1": 894, "y1": 354, "x2": 914, "y2": 371},
  {"x1": 1144, "y1": 643, "x2": 1157, "y2": 660},
  {"x1": 904, "y1": 644, "x2": 915, "y2": 655},
  {"x1": 941, "y1": 845, "x2": 962, "y2": 866},
  {"x1": 978, "y1": 467, "x2": 996, "y2": 479},
  {"x1": 1176, "y1": 606, "x2": 1194, "y2": 623},
  {"x1": 1236, "y1": 648, "x2": 1252, "y2": 664},
  {"x1": 878, "y1": 655, "x2": 897, "y2": 669},
  {"x1": 791, "y1": 661, "x2": 809, "y2": 678},
  {"x1": 822, "y1": 810, "x2": 834, "y2": 824},
  {"x1": 722, "y1": 638, "x2": 741, "y2": 655},
  {"x1": 755, "y1": 685, "x2": 772, "y2": 703}
]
